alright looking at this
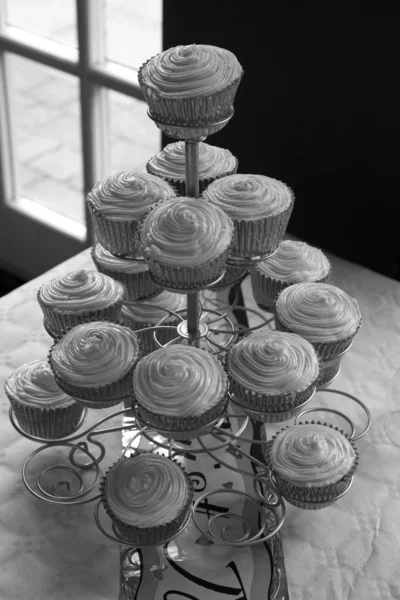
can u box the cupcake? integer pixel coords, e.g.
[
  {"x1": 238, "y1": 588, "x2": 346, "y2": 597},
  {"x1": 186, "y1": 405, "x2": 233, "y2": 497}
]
[
  {"x1": 100, "y1": 453, "x2": 193, "y2": 545},
  {"x1": 5, "y1": 359, "x2": 84, "y2": 439},
  {"x1": 203, "y1": 174, "x2": 294, "y2": 260},
  {"x1": 263, "y1": 422, "x2": 358, "y2": 509},
  {"x1": 91, "y1": 243, "x2": 161, "y2": 302},
  {"x1": 121, "y1": 290, "x2": 187, "y2": 354},
  {"x1": 138, "y1": 44, "x2": 243, "y2": 138},
  {"x1": 146, "y1": 141, "x2": 238, "y2": 195},
  {"x1": 48, "y1": 321, "x2": 140, "y2": 408},
  {"x1": 86, "y1": 171, "x2": 176, "y2": 257},
  {"x1": 141, "y1": 196, "x2": 234, "y2": 291},
  {"x1": 251, "y1": 240, "x2": 332, "y2": 311},
  {"x1": 133, "y1": 345, "x2": 228, "y2": 439},
  {"x1": 274, "y1": 282, "x2": 362, "y2": 373},
  {"x1": 228, "y1": 330, "x2": 319, "y2": 422},
  {"x1": 38, "y1": 269, "x2": 125, "y2": 337}
]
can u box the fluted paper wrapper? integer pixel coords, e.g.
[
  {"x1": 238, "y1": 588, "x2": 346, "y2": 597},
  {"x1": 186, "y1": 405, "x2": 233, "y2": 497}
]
[
  {"x1": 138, "y1": 60, "x2": 243, "y2": 139},
  {"x1": 209, "y1": 265, "x2": 249, "y2": 291},
  {"x1": 38, "y1": 290, "x2": 124, "y2": 335},
  {"x1": 48, "y1": 340, "x2": 140, "y2": 409},
  {"x1": 135, "y1": 394, "x2": 228, "y2": 440},
  {"x1": 250, "y1": 265, "x2": 332, "y2": 312},
  {"x1": 88, "y1": 205, "x2": 142, "y2": 258},
  {"x1": 231, "y1": 197, "x2": 294, "y2": 259},
  {"x1": 100, "y1": 458, "x2": 193, "y2": 545},
  {"x1": 229, "y1": 377, "x2": 316, "y2": 415},
  {"x1": 91, "y1": 248, "x2": 162, "y2": 302},
  {"x1": 7, "y1": 392, "x2": 84, "y2": 439},
  {"x1": 145, "y1": 161, "x2": 238, "y2": 197},
  {"x1": 262, "y1": 422, "x2": 359, "y2": 509},
  {"x1": 122, "y1": 318, "x2": 181, "y2": 355},
  {"x1": 274, "y1": 313, "x2": 361, "y2": 360},
  {"x1": 147, "y1": 247, "x2": 230, "y2": 293},
  {"x1": 317, "y1": 355, "x2": 342, "y2": 387}
]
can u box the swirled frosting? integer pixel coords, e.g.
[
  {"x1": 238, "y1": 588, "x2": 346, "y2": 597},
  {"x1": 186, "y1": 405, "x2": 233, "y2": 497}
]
[
  {"x1": 51, "y1": 322, "x2": 139, "y2": 387},
  {"x1": 141, "y1": 197, "x2": 233, "y2": 266},
  {"x1": 139, "y1": 44, "x2": 242, "y2": 97},
  {"x1": 146, "y1": 142, "x2": 237, "y2": 181},
  {"x1": 133, "y1": 346, "x2": 227, "y2": 416},
  {"x1": 5, "y1": 360, "x2": 73, "y2": 408},
  {"x1": 105, "y1": 454, "x2": 189, "y2": 527},
  {"x1": 204, "y1": 174, "x2": 292, "y2": 220},
  {"x1": 228, "y1": 330, "x2": 319, "y2": 394},
  {"x1": 39, "y1": 270, "x2": 124, "y2": 312},
  {"x1": 275, "y1": 283, "x2": 362, "y2": 342},
  {"x1": 121, "y1": 291, "x2": 186, "y2": 324},
  {"x1": 92, "y1": 244, "x2": 148, "y2": 274},
  {"x1": 87, "y1": 172, "x2": 175, "y2": 221},
  {"x1": 255, "y1": 240, "x2": 331, "y2": 283},
  {"x1": 270, "y1": 424, "x2": 355, "y2": 486}
]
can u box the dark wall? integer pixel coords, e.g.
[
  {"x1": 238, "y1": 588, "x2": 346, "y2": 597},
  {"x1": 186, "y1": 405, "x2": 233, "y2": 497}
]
[{"x1": 163, "y1": 6, "x2": 400, "y2": 280}]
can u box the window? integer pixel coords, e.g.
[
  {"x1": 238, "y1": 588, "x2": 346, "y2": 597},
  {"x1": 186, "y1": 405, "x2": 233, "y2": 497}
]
[{"x1": 0, "y1": 0, "x2": 162, "y2": 276}]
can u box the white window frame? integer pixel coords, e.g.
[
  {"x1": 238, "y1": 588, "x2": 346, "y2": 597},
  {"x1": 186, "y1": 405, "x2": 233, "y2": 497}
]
[{"x1": 0, "y1": 0, "x2": 156, "y2": 276}]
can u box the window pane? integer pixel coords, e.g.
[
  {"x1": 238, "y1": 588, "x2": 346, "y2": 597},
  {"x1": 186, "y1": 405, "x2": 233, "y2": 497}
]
[
  {"x1": 103, "y1": 0, "x2": 162, "y2": 72},
  {"x1": 5, "y1": 0, "x2": 77, "y2": 48},
  {"x1": 7, "y1": 54, "x2": 84, "y2": 229},
  {"x1": 105, "y1": 89, "x2": 161, "y2": 176}
]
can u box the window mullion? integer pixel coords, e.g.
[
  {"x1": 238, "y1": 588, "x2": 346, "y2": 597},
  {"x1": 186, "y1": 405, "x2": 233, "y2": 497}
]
[
  {"x1": 76, "y1": 0, "x2": 96, "y2": 247},
  {"x1": 0, "y1": 50, "x2": 16, "y2": 206}
]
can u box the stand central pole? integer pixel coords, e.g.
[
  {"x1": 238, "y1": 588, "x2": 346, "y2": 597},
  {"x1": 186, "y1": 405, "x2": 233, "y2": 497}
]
[{"x1": 185, "y1": 140, "x2": 200, "y2": 346}]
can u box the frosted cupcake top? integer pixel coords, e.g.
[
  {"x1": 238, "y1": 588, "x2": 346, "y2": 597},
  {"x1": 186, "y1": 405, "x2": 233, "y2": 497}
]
[
  {"x1": 204, "y1": 174, "x2": 293, "y2": 220},
  {"x1": 228, "y1": 330, "x2": 319, "y2": 395},
  {"x1": 255, "y1": 240, "x2": 331, "y2": 283},
  {"x1": 141, "y1": 197, "x2": 233, "y2": 267},
  {"x1": 275, "y1": 282, "x2": 361, "y2": 342},
  {"x1": 146, "y1": 141, "x2": 237, "y2": 181},
  {"x1": 50, "y1": 322, "x2": 139, "y2": 387},
  {"x1": 38, "y1": 270, "x2": 125, "y2": 312},
  {"x1": 92, "y1": 244, "x2": 148, "y2": 274},
  {"x1": 5, "y1": 360, "x2": 74, "y2": 409},
  {"x1": 133, "y1": 346, "x2": 227, "y2": 417},
  {"x1": 122, "y1": 290, "x2": 186, "y2": 324},
  {"x1": 105, "y1": 454, "x2": 190, "y2": 527},
  {"x1": 139, "y1": 44, "x2": 243, "y2": 98},
  {"x1": 270, "y1": 423, "x2": 355, "y2": 486},
  {"x1": 87, "y1": 171, "x2": 175, "y2": 221}
]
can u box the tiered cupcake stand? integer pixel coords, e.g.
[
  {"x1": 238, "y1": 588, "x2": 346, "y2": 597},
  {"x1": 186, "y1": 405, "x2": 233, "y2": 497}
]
[{"x1": 9, "y1": 99, "x2": 371, "y2": 600}]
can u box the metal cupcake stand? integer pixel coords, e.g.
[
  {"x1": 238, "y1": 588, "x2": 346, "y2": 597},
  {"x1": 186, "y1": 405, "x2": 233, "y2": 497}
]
[{"x1": 9, "y1": 104, "x2": 371, "y2": 600}]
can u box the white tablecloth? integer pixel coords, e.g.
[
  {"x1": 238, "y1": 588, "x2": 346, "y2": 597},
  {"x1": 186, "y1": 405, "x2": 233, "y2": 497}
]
[{"x1": 0, "y1": 247, "x2": 399, "y2": 600}]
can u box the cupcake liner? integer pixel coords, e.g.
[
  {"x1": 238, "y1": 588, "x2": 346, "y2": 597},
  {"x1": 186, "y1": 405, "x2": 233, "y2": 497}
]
[
  {"x1": 91, "y1": 247, "x2": 162, "y2": 302},
  {"x1": 145, "y1": 162, "x2": 238, "y2": 197},
  {"x1": 263, "y1": 421, "x2": 359, "y2": 507},
  {"x1": 317, "y1": 355, "x2": 342, "y2": 387},
  {"x1": 274, "y1": 312, "x2": 361, "y2": 360},
  {"x1": 209, "y1": 265, "x2": 249, "y2": 291},
  {"x1": 138, "y1": 59, "x2": 243, "y2": 139},
  {"x1": 99, "y1": 456, "x2": 194, "y2": 545},
  {"x1": 88, "y1": 205, "x2": 142, "y2": 258},
  {"x1": 250, "y1": 265, "x2": 332, "y2": 312},
  {"x1": 146, "y1": 246, "x2": 231, "y2": 293},
  {"x1": 43, "y1": 319, "x2": 61, "y2": 340},
  {"x1": 38, "y1": 288, "x2": 124, "y2": 335},
  {"x1": 229, "y1": 377, "x2": 316, "y2": 413},
  {"x1": 229, "y1": 386, "x2": 315, "y2": 424},
  {"x1": 122, "y1": 318, "x2": 181, "y2": 355},
  {"x1": 135, "y1": 393, "x2": 229, "y2": 440},
  {"x1": 47, "y1": 321, "x2": 141, "y2": 407},
  {"x1": 230, "y1": 196, "x2": 294, "y2": 259},
  {"x1": 7, "y1": 392, "x2": 84, "y2": 439}
]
